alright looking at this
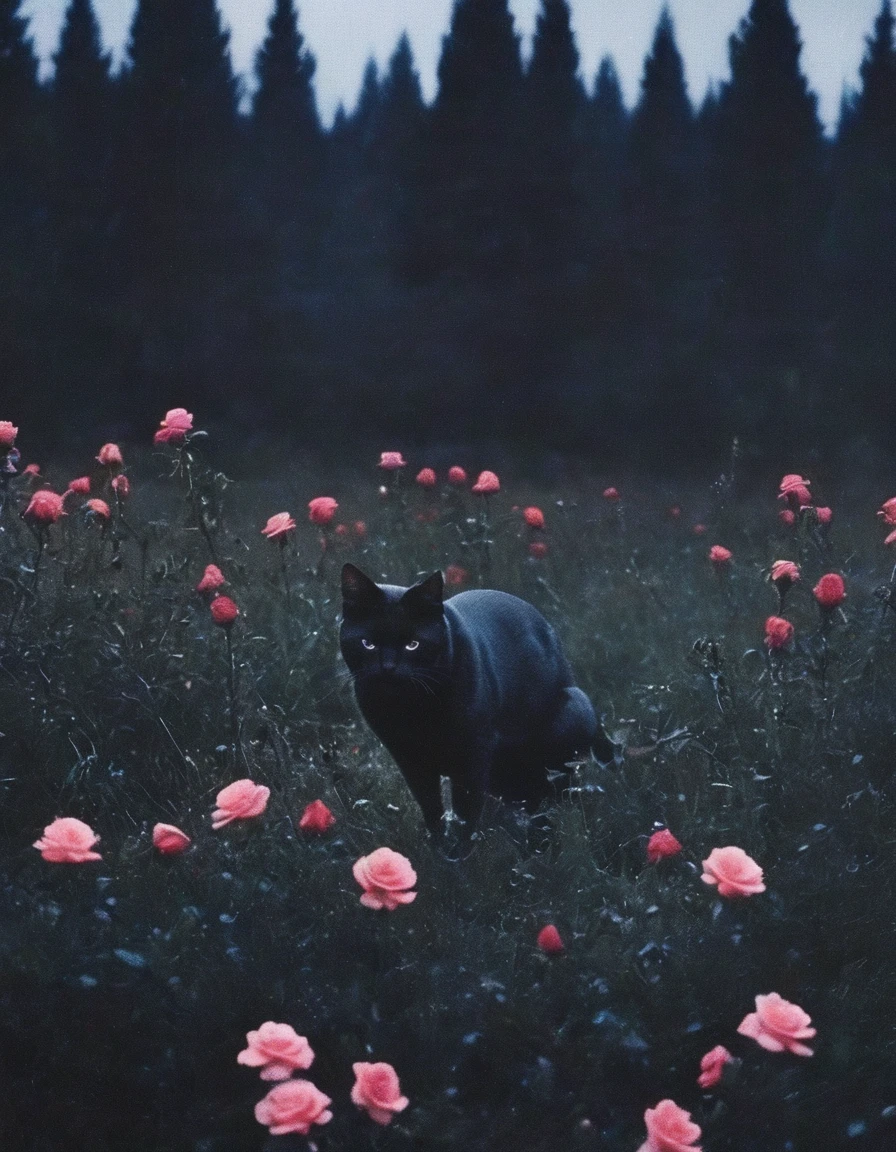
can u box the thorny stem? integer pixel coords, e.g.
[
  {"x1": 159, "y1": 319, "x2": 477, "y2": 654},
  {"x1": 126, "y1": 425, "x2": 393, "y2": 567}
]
[
  {"x1": 6, "y1": 524, "x2": 45, "y2": 639},
  {"x1": 180, "y1": 444, "x2": 218, "y2": 563},
  {"x1": 225, "y1": 626, "x2": 239, "y2": 766},
  {"x1": 314, "y1": 530, "x2": 330, "y2": 580},
  {"x1": 818, "y1": 620, "x2": 830, "y2": 703},
  {"x1": 477, "y1": 495, "x2": 492, "y2": 585},
  {"x1": 280, "y1": 536, "x2": 293, "y2": 608}
]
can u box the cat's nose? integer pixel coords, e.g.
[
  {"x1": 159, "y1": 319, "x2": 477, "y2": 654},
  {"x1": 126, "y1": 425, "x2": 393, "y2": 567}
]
[{"x1": 379, "y1": 652, "x2": 398, "y2": 673}]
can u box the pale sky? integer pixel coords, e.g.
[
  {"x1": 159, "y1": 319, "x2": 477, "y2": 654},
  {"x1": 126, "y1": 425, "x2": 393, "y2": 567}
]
[{"x1": 23, "y1": 0, "x2": 884, "y2": 130}]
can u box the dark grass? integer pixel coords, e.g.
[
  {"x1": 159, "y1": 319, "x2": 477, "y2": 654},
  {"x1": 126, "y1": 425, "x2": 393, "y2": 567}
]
[{"x1": 1, "y1": 441, "x2": 896, "y2": 1151}]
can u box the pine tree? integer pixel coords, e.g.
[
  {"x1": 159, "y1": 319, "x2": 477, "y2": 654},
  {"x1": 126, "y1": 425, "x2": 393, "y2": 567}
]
[
  {"x1": 711, "y1": 0, "x2": 825, "y2": 330},
  {"x1": 47, "y1": 0, "x2": 118, "y2": 429},
  {"x1": 625, "y1": 7, "x2": 696, "y2": 284},
  {"x1": 576, "y1": 55, "x2": 628, "y2": 302},
  {"x1": 0, "y1": 0, "x2": 39, "y2": 179},
  {"x1": 0, "y1": 1, "x2": 46, "y2": 432},
  {"x1": 368, "y1": 35, "x2": 425, "y2": 258},
  {"x1": 410, "y1": 0, "x2": 526, "y2": 281},
  {"x1": 613, "y1": 9, "x2": 713, "y2": 436},
  {"x1": 828, "y1": 1, "x2": 896, "y2": 426},
  {"x1": 350, "y1": 58, "x2": 382, "y2": 151},
  {"x1": 525, "y1": 0, "x2": 583, "y2": 273},
  {"x1": 51, "y1": 0, "x2": 114, "y2": 283},
  {"x1": 590, "y1": 56, "x2": 628, "y2": 166},
  {"x1": 119, "y1": 0, "x2": 243, "y2": 411},
  {"x1": 373, "y1": 34, "x2": 424, "y2": 168},
  {"x1": 252, "y1": 0, "x2": 322, "y2": 211},
  {"x1": 122, "y1": 0, "x2": 239, "y2": 263}
]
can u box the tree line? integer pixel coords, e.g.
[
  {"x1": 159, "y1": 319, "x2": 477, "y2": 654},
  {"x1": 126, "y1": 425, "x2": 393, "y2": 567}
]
[{"x1": 2, "y1": 0, "x2": 895, "y2": 463}]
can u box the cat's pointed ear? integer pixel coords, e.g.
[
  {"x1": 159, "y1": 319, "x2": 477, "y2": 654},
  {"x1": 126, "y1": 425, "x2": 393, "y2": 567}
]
[
  {"x1": 401, "y1": 571, "x2": 444, "y2": 615},
  {"x1": 341, "y1": 564, "x2": 384, "y2": 612}
]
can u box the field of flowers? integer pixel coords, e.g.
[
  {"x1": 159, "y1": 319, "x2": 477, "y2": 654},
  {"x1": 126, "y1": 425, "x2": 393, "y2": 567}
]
[{"x1": 1, "y1": 413, "x2": 895, "y2": 1152}]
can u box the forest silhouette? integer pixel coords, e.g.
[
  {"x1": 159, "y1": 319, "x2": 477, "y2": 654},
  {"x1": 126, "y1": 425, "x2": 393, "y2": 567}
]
[{"x1": 2, "y1": 0, "x2": 895, "y2": 464}]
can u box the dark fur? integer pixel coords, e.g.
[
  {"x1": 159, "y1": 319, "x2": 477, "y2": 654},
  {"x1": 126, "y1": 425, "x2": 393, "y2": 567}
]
[{"x1": 340, "y1": 564, "x2": 611, "y2": 835}]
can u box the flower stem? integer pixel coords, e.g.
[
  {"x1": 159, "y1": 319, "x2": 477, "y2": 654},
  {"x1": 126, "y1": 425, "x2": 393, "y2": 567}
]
[
  {"x1": 225, "y1": 626, "x2": 239, "y2": 766},
  {"x1": 5, "y1": 525, "x2": 44, "y2": 639},
  {"x1": 279, "y1": 537, "x2": 293, "y2": 608}
]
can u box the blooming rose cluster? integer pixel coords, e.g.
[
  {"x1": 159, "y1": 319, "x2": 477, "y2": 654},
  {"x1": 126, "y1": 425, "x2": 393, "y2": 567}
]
[
  {"x1": 238, "y1": 1022, "x2": 408, "y2": 1133},
  {"x1": 776, "y1": 472, "x2": 832, "y2": 528}
]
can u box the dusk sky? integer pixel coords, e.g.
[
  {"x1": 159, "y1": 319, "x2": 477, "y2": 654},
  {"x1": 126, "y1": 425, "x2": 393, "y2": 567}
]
[{"x1": 23, "y1": 0, "x2": 884, "y2": 130}]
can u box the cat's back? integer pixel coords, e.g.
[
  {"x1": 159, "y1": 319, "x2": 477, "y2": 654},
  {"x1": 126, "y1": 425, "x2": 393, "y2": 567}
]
[
  {"x1": 444, "y1": 589, "x2": 572, "y2": 685},
  {"x1": 445, "y1": 588, "x2": 550, "y2": 634}
]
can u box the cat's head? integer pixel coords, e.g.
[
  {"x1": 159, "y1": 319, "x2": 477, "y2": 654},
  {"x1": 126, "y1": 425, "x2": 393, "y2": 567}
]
[{"x1": 340, "y1": 564, "x2": 447, "y2": 686}]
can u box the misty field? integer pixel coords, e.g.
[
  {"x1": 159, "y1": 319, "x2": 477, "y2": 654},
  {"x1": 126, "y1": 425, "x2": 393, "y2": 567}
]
[{"x1": 1, "y1": 421, "x2": 895, "y2": 1152}]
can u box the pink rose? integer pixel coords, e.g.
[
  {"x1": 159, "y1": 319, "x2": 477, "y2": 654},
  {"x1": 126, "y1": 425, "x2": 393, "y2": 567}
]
[
  {"x1": 351, "y1": 1061, "x2": 409, "y2": 1125},
  {"x1": 415, "y1": 468, "x2": 437, "y2": 488},
  {"x1": 813, "y1": 573, "x2": 845, "y2": 610},
  {"x1": 352, "y1": 847, "x2": 417, "y2": 911},
  {"x1": 378, "y1": 451, "x2": 406, "y2": 470},
  {"x1": 261, "y1": 512, "x2": 296, "y2": 539},
  {"x1": 737, "y1": 992, "x2": 815, "y2": 1057},
  {"x1": 646, "y1": 828, "x2": 682, "y2": 863},
  {"x1": 697, "y1": 1044, "x2": 733, "y2": 1089},
  {"x1": 67, "y1": 476, "x2": 91, "y2": 495},
  {"x1": 0, "y1": 420, "x2": 18, "y2": 449},
  {"x1": 778, "y1": 473, "x2": 812, "y2": 507},
  {"x1": 237, "y1": 1021, "x2": 315, "y2": 1081},
  {"x1": 85, "y1": 498, "x2": 111, "y2": 520},
  {"x1": 471, "y1": 470, "x2": 500, "y2": 495},
  {"x1": 254, "y1": 1079, "x2": 332, "y2": 1136},
  {"x1": 637, "y1": 1098, "x2": 702, "y2": 1152},
  {"x1": 196, "y1": 564, "x2": 226, "y2": 592},
  {"x1": 33, "y1": 817, "x2": 102, "y2": 863},
  {"x1": 153, "y1": 409, "x2": 193, "y2": 446},
  {"x1": 24, "y1": 490, "x2": 66, "y2": 525},
  {"x1": 96, "y1": 443, "x2": 123, "y2": 468},
  {"x1": 536, "y1": 924, "x2": 565, "y2": 954},
  {"x1": 152, "y1": 823, "x2": 191, "y2": 855},
  {"x1": 209, "y1": 595, "x2": 239, "y2": 628},
  {"x1": 308, "y1": 497, "x2": 338, "y2": 525},
  {"x1": 211, "y1": 778, "x2": 270, "y2": 829},
  {"x1": 298, "y1": 799, "x2": 335, "y2": 833},
  {"x1": 701, "y1": 846, "x2": 765, "y2": 898}
]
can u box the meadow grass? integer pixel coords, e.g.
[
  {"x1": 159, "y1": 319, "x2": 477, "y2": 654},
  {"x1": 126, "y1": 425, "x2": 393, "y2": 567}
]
[{"x1": 1, "y1": 437, "x2": 895, "y2": 1151}]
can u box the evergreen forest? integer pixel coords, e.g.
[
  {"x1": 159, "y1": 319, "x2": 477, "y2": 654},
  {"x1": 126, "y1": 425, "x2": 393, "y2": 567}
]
[{"x1": 2, "y1": 0, "x2": 896, "y2": 465}]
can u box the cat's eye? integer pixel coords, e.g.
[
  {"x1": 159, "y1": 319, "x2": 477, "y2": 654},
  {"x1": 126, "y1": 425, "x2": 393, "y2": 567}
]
[
  {"x1": 405, "y1": 640, "x2": 420, "y2": 651},
  {"x1": 361, "y1": 639, "x2": 376, "y2": 650}
]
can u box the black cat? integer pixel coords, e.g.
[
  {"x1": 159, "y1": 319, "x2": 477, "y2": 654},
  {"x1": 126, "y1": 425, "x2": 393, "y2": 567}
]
[{"x1": 340, "y1": 564, "x2": 613, "y2": 836}]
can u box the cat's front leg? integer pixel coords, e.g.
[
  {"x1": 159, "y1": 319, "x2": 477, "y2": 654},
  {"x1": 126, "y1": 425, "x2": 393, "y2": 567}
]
[
  {"x1": 445, "y1": 744, "x2": 493, "y2": 837},
  {"x1": 392, "y1": 757, "x2": 445, "y2": 837}
]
